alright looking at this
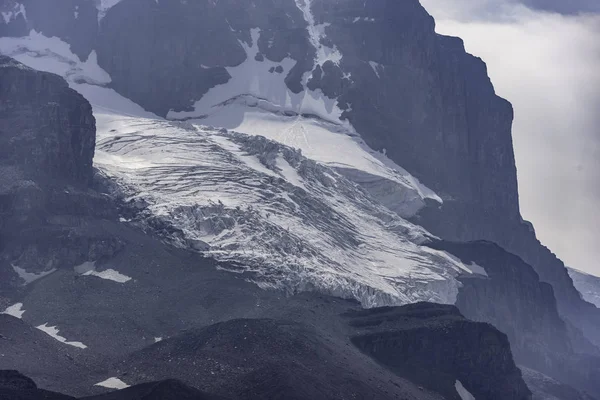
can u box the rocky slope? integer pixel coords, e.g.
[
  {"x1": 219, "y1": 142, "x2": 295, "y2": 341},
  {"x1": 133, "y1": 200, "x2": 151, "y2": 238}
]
[
  {"x1": 1, "y1": 0, "x2": 599, "y2": 397},
  {"x1": 429, "y1": 240, "x2": 600, "y2": 396}
]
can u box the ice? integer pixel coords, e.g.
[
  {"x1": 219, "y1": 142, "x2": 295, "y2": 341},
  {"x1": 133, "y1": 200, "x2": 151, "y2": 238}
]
[
  {"x1": 95, "y1": 377, "x2": 130, "y2": 389},
  {"x1": 1, "y1": 303, "x2": 25, "y2": 319},
  {"x1": 91, "y1": 111, "x2": 470, "y2": 308},
  {"x1": 36, "y1": 323, "x2": 87, "y2": 349},
  {"x1": 455, "y1": 380, "x2": 476, "y2": 400},
  {"x1": 195, "y1": 102, "x2": 441, "y2": 213},
  {"x1": 12, "y1": 264, "x2": 56, "y2": 284}
]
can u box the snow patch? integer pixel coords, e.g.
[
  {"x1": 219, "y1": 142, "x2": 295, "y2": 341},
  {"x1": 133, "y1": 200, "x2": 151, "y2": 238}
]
[
  {"x1": 295, "y1": 0, "x2": 342, "y2": 67},
  {"x1": 455, "y1": 380, "x2": 476, "y2": 400},
  {"x1": 276, "y1": 155, "x2": 306, "y2": 190},
  {"x1": 36, "y1": 324, "x2": 87, "y2": 349},
  {"x1": 83, "y1": 268, "x2": 132, "y2": 283},
  {"x1": 96, "y1": 0, "x2": 124, "y2": 21},
  {"x1": 0, "y1": 31, "x2": 111, "y2": 85},
  {"x1": 95, "y1": 377, "x2": 130, "y2": 390},
  {"x1": 167, "y1": 28, "x2": 347, "y2": 129},
  {"x1": 75, "y1": 261, "x2": 132, "y2": 283},
  {"x1": 12, "y1": 264, "x2": 56, "y2": 284},
  {"x1": 2, "y1": 303, "x2": 25, "y2": 319},
  {"x1": 1, "y1": 3, "x2": 26, "y2": 24}
]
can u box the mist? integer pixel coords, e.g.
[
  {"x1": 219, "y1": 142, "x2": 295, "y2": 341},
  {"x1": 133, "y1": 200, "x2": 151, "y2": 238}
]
[{"x1": 420, "y1": 0, "x2": 600, "y2": 275}]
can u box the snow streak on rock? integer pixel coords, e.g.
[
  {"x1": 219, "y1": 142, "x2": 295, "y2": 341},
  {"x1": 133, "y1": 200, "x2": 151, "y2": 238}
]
[{"x1": 36, "y1": 323, "x2": 87, "y2": 349}]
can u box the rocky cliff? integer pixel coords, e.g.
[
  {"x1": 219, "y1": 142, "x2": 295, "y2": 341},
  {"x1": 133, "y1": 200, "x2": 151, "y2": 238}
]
[
  {"x1": 428, "y1": 240, "x2": 600, "y2": 396},
  {"x1": 0, "y1": 56, "x2": 118, "y2": 293},
  {"x1": 345, "y1": 303, "x2": 531, "y2": 400},
  {"x1": 0, "y1": 55, "x2": 95, "y2": 184}
]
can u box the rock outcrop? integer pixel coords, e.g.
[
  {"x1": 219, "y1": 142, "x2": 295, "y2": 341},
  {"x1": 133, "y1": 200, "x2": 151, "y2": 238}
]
[
  {"x1": 0, "y1": 56, "x2": 117, "y2": 292},
  {"x1": 0, "y1": 55, "x2": 95, "y2": 185},
  {"x1": 428, "y1": 240, "x2": 600, "y2": 395},
  {"x1": 345, "y1": 303, "x2": 531, "y2": 400},
  {"x1": 0, "y1": 370, "x2": 76, "y2": 400}
]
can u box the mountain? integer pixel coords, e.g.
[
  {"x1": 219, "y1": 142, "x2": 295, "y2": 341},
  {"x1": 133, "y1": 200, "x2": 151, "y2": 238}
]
[{"x1": 1, "y1": 0, "x2": 599, "y2": 398}]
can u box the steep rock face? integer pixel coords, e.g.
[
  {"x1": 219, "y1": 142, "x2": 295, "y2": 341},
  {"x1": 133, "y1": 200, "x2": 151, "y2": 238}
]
[
  {"x1": 0, "y1": 55, "x2": 95, "y2": 185},
  {"x1": 309, "y1": 0, "x2": 519, "y2": 223},
  {"x1": 428, "y1": 240, "x2": 600, "y2": 395},
  {"x1": 0, "y1": 56, "x2": 117, "y2": 291},
  {"x1": 345, "y1": 303, "x2": 531, "y2": 400},
  {"x1": 304, "y1": 0, "x2": 600, "y2": 349},
  {"x1": 95, "y1": 0, "x2": 315, "y2": 116}
]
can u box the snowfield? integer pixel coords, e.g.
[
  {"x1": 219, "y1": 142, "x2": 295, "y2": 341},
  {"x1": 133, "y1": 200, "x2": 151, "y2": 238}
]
[{"x1": 0, "y1": 28, "x2": 480, "y2": 308}]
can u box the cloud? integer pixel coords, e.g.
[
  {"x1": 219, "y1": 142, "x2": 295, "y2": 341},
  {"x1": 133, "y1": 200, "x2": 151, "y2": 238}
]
[{"x1": 421, "y1": 0, "x2": 600, "y2": 275}]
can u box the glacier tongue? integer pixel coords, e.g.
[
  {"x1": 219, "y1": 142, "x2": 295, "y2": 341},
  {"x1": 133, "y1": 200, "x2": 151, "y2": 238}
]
[{"x1": 94, "y1": 108, "x2": 468, "y2": 308}]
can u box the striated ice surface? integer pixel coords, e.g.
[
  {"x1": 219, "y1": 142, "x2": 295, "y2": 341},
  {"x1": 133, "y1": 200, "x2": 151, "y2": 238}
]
[{"x1": 93, "y1": 108, "x2": 474, "y2": 308}]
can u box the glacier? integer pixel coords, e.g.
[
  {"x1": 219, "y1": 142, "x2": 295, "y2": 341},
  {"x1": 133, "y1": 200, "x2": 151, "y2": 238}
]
[{"x1": 0, "y1": 28, "x2": 483, "y2": 308}]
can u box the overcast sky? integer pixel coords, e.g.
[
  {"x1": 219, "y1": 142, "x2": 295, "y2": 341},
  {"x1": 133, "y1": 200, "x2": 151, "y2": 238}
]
[{"x1": 420, "y1": 0, "x2": 600, "y2": 276}]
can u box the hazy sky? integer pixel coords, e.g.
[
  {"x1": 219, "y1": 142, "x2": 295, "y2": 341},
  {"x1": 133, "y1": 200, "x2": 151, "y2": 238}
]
[{"x1": 420, "y1": 0, "x2": 600, "y2": 276}]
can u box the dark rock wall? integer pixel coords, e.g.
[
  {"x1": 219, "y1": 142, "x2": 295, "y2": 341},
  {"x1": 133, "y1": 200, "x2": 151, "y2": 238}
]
[
  {"x1": 427, "y1": 240, "x2": 600, "y2": 394},
  {"x1": 345, "y1": 303, "x2": 532, "y2": 400},
  {"x1": 0, "y1": 56, "x2": 96, "y2": 185},
  {"x1": 0, "y1": 56, "x2": 117, "y2": 291},
  {"x1": 95, "y1": 0, "x2": 315, "y2": 116}
]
